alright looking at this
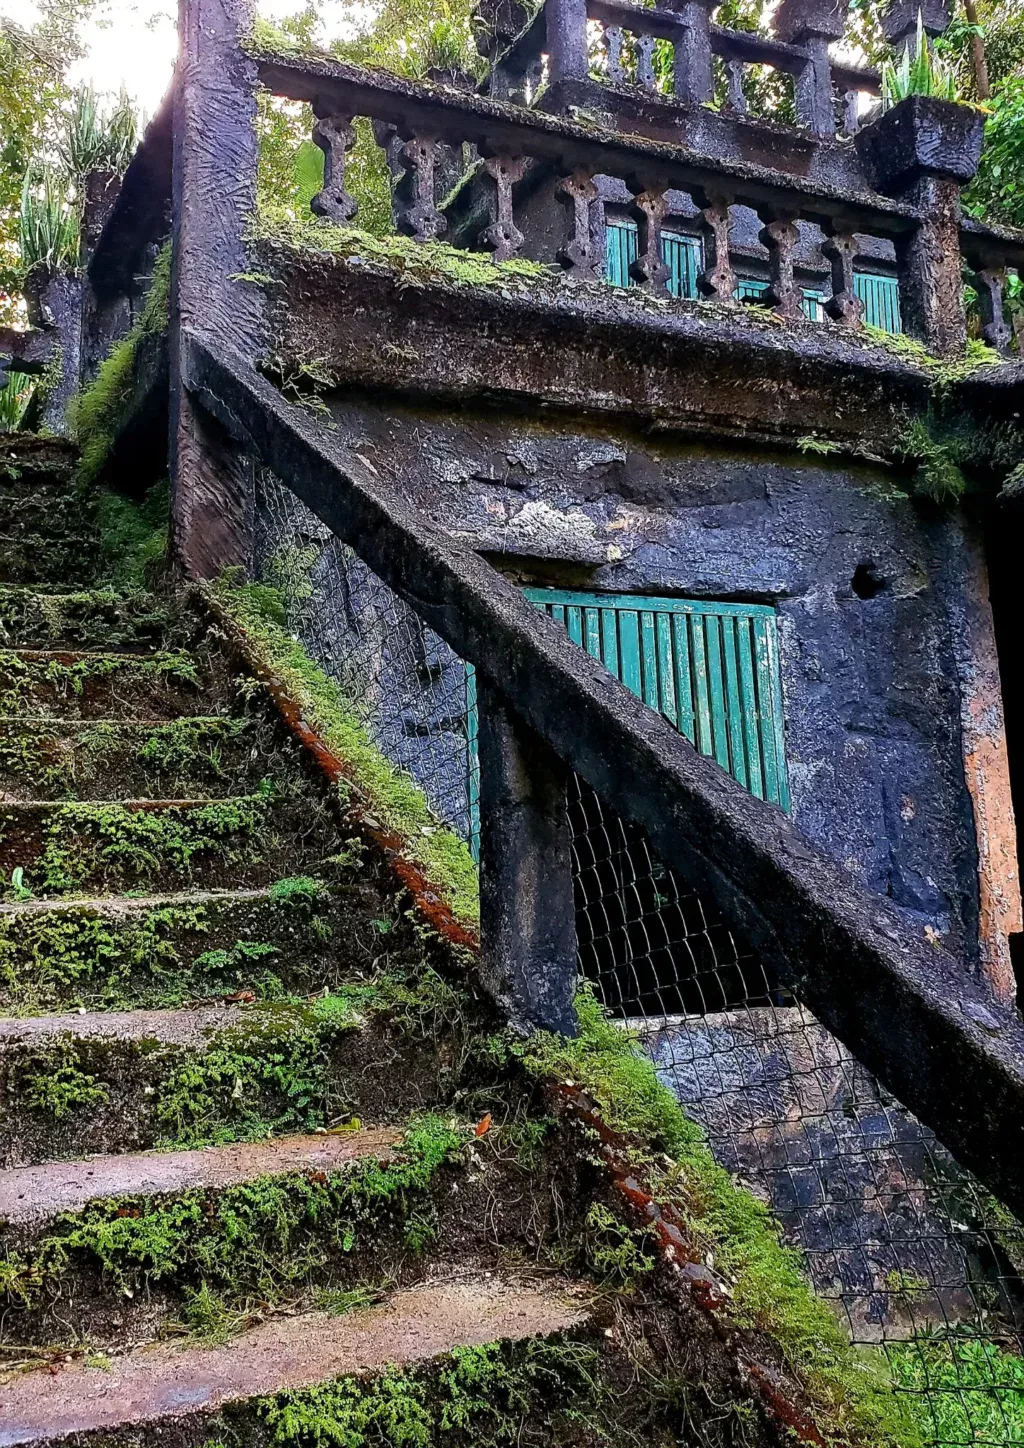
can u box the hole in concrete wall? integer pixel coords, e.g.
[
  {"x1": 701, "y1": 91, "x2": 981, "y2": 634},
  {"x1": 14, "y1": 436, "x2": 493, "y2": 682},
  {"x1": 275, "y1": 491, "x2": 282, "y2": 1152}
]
[{"x1": 851, "y1": 561, "x2": 887, "y2": 599}]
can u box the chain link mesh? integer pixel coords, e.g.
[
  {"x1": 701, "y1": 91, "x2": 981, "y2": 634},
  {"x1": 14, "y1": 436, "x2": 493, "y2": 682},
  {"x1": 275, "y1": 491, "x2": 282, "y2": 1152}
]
[{"x1": 256, "y1": 472, "x2": 1024, "y2": 1447}]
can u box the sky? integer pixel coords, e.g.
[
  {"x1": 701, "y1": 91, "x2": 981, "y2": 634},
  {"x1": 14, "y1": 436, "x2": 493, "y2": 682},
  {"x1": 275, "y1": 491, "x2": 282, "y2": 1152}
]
[{"x1": 0, "y1": 0, "x2": 363, "y2": 119}]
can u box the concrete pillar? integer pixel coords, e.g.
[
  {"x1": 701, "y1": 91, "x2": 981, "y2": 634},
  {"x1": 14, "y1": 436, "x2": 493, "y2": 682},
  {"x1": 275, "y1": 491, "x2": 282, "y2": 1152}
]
[
  {"x1": 170, "y1": 0, "x2": 265, "y2": 577},
  {"x1": 477, "y1": 676, "x2": 578, "y2": 1035}
]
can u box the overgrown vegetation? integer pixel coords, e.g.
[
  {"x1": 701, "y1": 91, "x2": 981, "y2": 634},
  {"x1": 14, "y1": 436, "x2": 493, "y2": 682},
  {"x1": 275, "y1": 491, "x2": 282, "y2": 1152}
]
[
  {"x1": 0, "y1": 791, "x2": 276, "y2": 898},
  {"x1": 0, "y1": 876, "x2": 335, "y2": 1012},
  {"x1": 881, "y1": 15, "x2": 961, "y2": 106},
  {"x1": 56, "y1": 83, "x2": 138, "y2": 184},
  {"x1": 70, "y1": 243, "x2": 171, "y2": 487},
  {"x1": 18, "y1": 164, "x2": 78, "y2": 273},
  {"x1": 212, "y1": 574, "x2": 480, "y2": 930},
  {"x1": 887, "y1": 1333, "x2": 1024, "y2": 1446},
  {"x1": 0, "y1": 369, "x2": 33, "y2": 432},
  {"x1": 248, "y1": 1338, "x2": 603, "y2": 1448},
  {"x1": 253, "y1": 206, "x2": 554, "y2": 292}
]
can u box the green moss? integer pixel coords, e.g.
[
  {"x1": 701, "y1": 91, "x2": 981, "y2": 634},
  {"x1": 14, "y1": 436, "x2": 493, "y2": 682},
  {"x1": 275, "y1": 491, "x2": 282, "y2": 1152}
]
[
  {"x1": 153, "y1": 993, "x2": 359, "y2": 1146},
  {"x1": 0, "y1": 1116, "x2": 463, "y2": 1310},
  {"x1": 252, "y1": 206, "x2": 556, "y2": 294},
  {"x1": 581, "y1": 1201, "x2": 656, "y2": 1288},
  {"x1": 211, "y1": 577, "x2": 479, "y2": 929},
  {"x1": 249, "y1": 1337, "x2": 603, "y2": 1448},
  {"x1": 860, "y1": 328, "x2": 1005, "y2": 389},
  {"x1": 0, "y1": 585, "x2": 170, "y2": 648},
  {"x1": 0, "y1": 646, "x2": 199, "y2": 714},
  {"x1": 94, "y1": 481, "x2": 170, "y2": 590},
  {"x1": 17, "y1": 1037, "x2": 110, "y2": 1120},
  {"x1": 509, "y1": 986, "x2": 920, "y2": 1448},
  {"x1": 69, "y1": 245, "x2": 171, "y2": 488},
  {"x1": 893, "y1": 408, "x2": 1024, "y2": 505},
  {"x1": 0, "y1": 876, "x2": 365, "y2": 1012},
  {"x1": 1, "y1": 793, "x2": 274, "y2": 898}
]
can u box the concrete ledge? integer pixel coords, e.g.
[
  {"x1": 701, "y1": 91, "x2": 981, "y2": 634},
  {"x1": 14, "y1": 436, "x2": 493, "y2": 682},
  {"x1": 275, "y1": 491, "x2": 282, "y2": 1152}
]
[{"x1": 261, "y1": 241, "x2": 932, "y2": 448}]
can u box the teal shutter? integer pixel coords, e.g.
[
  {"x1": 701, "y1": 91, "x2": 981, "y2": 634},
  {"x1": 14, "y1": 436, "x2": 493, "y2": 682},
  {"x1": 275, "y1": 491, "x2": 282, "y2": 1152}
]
[
  {"x1": 522, "y1": 589, "x2": 789, "y2": 810},
  {"x1": 736, "y1": 277, "x2": 824, "y2": 322},
  {"x1": 854, "y1": 271, "x2": 901, "y2": 332},
  {"x1": 605, "y1": 220, "x2": 701, "y2": 299},
  {"x1": 467, "y1": 590, "x2": 789, "y2": 856},
  {"x1": 606, "y1": 220, "x2": 636, "y2": 289}
]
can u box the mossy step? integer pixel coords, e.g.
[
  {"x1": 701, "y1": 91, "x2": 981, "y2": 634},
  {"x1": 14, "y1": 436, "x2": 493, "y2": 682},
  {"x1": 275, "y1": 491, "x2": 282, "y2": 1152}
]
[
  {"x1": 0, "y1": 1118, "x2": 481, "y2": 1349},
  {"x1": 0, "y1": 491, "x2": 96, "y2": 541},
  {"x1": 0, "y1": 435, "x2": 78, "y2": 476},
  {"x1": 0, "y1": 1126, "x2": 400, "y2": 1224},
  {"x1": 0, "y1": 587, "x2": 172, "y2": 650},
  {"x1": 0, "y1": 877, "x2": 416, "y2": 1014},
  {"x1": 0, "y1": 793, "x2": 340, "y2": 898},
  {"x1": 0, "y1": 716, "x2": 285, "y2": 803},
  {"x1": 0, "y1": 648, "x2": 207, "y2": 721},
  {"x1": 0, "y1": 534, "x2": 99, "y2": 587},
  {"x1": 0, "y1": 1276, "x2": 591, "y2": 1446},
  {"x1": 0, "y1": 989, "x2": 466, "y2": 1164}
]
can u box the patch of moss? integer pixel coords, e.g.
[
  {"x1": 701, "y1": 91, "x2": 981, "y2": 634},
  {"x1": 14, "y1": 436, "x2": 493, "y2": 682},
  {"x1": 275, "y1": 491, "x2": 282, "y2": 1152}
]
[
  {"x1": 247, "y1": 1337, "x2": 604, "y2": 1448},
  {"x1": 69, "y1": 245, "x2": 171, "y2": 488},
  {"x1": 94, "y1": 481, "x2": 170, "y2": 590},
  {"x1": 0, "y1": 647, "x2": 199, "y2": 715},
  {"x1": 152, "y1": 995, "x2": 358, "y2": 1147},
  {"x1": 0, "y1": 1115, "x2": 463, "y2": 1310},
  {"x1": 211, "y1": 576, "x2": 479, "y2": 930},
  {"x1": 0, "y1": 882, "x2": 337, "y2": 1012},
  {"x1": 860, "y1": 328, "x2": 1005, "y2": 390},
  {"x1": 0, "y1": 585, "x2": 170, "y2": 649},
  {"x1": 894, "y1": 409, "x2": 1024, "y2": 505},
  {"x1": 16, "y1": 1037, "x2": 110, "y2": 1120},
  {"x1": 507, "y1": 986, "x2": 920, "y2": 1448},
  {"x1": 150, "y1": 968, "x2": 469, "y2": 1148},
  {"x1": 0, "y1": 792, "x2": 275, "y2": 899},
  {"x1": 252, "y1": 206, "x2": 556, "y2": 294}
]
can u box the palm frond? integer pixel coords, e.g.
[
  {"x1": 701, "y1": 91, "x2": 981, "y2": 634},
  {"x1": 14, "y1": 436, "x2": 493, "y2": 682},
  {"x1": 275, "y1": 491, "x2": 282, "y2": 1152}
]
[
  {"x1": 57, "y1": 85, "x2": 140, "y2": 182},
  {"x1": 19, "y1": 167, "x2": 80, "y2": 272},
  {"x1": 881, "y1": 10, "x2": 960, "y2": 107}
]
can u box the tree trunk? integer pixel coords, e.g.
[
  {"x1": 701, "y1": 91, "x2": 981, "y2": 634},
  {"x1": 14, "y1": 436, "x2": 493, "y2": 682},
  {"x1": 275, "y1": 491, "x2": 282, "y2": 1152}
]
[{"x1": 962, "y1": 0, "x2": 991, "y2": 100}]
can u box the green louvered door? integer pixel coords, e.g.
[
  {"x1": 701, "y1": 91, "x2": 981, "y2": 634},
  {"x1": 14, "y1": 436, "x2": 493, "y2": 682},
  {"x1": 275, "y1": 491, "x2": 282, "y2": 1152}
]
[
  {"x1": 466, "y1": 591, "x2": 788, "y2": 856},
  {"x1": 522, "y1": 589, "x2": 789, "y2": 809}
]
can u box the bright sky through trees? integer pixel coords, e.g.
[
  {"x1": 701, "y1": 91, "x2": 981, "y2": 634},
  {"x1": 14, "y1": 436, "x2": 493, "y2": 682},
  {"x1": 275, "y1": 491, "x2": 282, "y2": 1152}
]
[{"x1": 0, "y1": 0, "x2": 367, "y2": 117}]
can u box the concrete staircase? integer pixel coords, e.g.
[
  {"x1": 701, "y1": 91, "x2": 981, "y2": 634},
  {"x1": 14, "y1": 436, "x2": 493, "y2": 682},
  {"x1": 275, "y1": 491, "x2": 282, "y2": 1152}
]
[{"x1": 0, "y1": 445, "x2": 597, "y2": 1445}]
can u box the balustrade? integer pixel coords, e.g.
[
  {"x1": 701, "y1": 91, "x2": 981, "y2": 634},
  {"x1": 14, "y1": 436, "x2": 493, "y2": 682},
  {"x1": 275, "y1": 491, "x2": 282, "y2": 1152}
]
[{"x1": 256, "y1": 45, "x2": 1023, "y2": 358}]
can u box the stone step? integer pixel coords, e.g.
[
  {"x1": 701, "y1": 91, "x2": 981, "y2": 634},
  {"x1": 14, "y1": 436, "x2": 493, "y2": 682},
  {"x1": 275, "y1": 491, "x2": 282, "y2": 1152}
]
[
  {"x1": 0, "y1": 1126, "x2": 400, "y2": 1224},
  {"x1": 0, "y1": 792, "x2": 339, "y2": 898},
  {"x1": 0, "y1": 648, "x2": 207, "y2": 721},
  {"x1": 0, "y1": 715, "x2": 280, "y2": 803},
  {"x1": 0, "y1": 491, "x2": 95, "y2": 542},
  {"x1": 0, "y1": 878, "x2": 409, "y2": 1014},
  {"x1": 0, "y1": 587, "x2": 173, "y2": 651},
  {"x1": 0, "y1": 1123, "x2": 464, "y2": 1350},
  {"x1": 0, "y1": 533, "x2": 99, "y2": 587},
  {"x1": 0, "y1": 1277, "x2": 590, "y2": 1447},
  {"x1": 0, "y1": 990, "x2": 460, "y2": 1165},
  {"x1": 0, "y1": 436, "x2": 78, "y2": 483}
]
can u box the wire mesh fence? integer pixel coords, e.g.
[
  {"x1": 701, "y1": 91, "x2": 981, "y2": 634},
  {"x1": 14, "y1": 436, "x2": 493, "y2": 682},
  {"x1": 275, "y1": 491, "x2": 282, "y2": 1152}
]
[{"x1": 256, "y1": 471, "x2": 1024, "y2": 1448}]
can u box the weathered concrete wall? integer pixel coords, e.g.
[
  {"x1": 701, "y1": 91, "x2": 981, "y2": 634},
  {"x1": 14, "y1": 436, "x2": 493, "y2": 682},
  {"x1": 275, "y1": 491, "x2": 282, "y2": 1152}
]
[{"x1": 295, "y1": 388, "x2": 991, "y2": 975}]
